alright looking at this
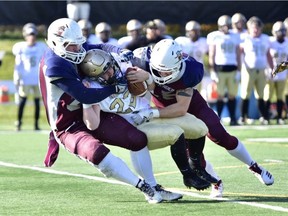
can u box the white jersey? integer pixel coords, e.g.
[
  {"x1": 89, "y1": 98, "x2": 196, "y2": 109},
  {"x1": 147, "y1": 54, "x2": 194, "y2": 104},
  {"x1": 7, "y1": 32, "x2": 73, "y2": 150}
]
[
  {"x1": 86, "y1": 53, "x2": 150, "y2": 124},
  {"x1": 207, "y1": 31, "x2": 241, "y2": 66},
  {"x1": 240, "y1": 33, "x2": 271, "y2": 70},
  {"x1": 12, "y1": 41, "x2": 47, "y2": 85},
  {"x1": 86, "y1": 34, "x2": 102, "y2": 44},
  {"x1": 118, "y1": 35, "x2": 133, "y2": 48},
  {"x1": 97, "y1": 37, "x2": 119, "y2": 46},
  {"x1": 175, "y1": 36, "x2": 208, "y2": 63},
  {"x1": 268, "y1": 36, "x2": 288, "y2": 81}
]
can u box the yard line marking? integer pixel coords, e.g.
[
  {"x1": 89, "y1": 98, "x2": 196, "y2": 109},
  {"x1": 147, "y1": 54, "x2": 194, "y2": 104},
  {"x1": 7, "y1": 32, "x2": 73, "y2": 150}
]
[{"x1": 1, "y1": 161, "x2": 288, "y2": 213}]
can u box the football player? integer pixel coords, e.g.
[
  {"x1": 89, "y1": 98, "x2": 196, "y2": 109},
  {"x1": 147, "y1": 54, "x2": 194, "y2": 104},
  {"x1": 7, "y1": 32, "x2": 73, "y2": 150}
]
[
  {"x1": 79, "y1": 49, "x2": 218, "y2": 194},
  {"x1": 39, "y1": 18, "x2": 162, "y2": 204},
  {"x1": 118, "y1": 19, "x2": 143, "y2": 49},
  {"x1": 128, "y1": 39, "x2": 274, "y2": 194},
  {"x1": 175, "y1": 20, "x2": 209, "y2": 92},
  {"x1": 207, "y1": 15, "x2": 242, "y2": 125},
  {"x1": 13, "y1": 23, "x2": 47, "y2": 131},
  {"x1": 239, "y1": 16, "x2": 274, "y2": 125},
  {"x1": 265, "y1": 21, "x2": 288, "y2": 124}
]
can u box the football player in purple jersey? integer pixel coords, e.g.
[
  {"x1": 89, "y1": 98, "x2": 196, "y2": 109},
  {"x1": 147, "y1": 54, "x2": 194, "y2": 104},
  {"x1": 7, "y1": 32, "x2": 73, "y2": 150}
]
[
  {"x1": 39, "y1": 18, "x2": 164, "y2": 204},
  {"x1": 129, "y1": 39, "x2": 274, "y2": 196}
]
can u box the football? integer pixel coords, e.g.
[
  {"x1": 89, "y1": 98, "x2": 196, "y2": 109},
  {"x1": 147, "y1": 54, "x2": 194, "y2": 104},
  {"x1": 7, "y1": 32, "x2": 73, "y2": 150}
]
[{"x1": 126, "y1": 67, "x2": 147, "y2": 97}]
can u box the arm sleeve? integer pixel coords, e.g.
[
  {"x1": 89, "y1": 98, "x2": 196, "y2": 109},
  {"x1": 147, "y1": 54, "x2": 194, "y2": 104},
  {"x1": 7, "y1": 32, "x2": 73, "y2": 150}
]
[{"x1": 52, "y1": 78, "x2": 116, "y2": 104}]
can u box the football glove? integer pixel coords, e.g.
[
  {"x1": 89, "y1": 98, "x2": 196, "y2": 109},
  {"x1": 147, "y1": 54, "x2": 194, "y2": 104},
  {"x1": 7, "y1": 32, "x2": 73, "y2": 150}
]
[
  {"x1": 131, "y1": 108, "x2": 159, "y2": 125},
  {"x1": 120, "y1": 49, "x2": 134, "y2": 62},
  {"x1": 272, "y1": 61, "x2": 288, "y2": 78}
]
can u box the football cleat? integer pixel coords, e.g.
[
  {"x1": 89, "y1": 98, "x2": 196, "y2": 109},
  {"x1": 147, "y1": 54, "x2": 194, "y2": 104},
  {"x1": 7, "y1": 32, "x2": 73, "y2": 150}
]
[
  {"x1": 183, "y1": 173, "x2": 211, "y2": 191},
  {"x1": 249, "y1": 163, "x2": 274, "y2": 186},
  {"x1": 189, "y1": 158, "x2": 219, "y2": 184},
  {"x1": 153, "y1": 184, "x2": 183, "y2": 201},
  {"x1": 137, "y1": 180, "x2": 163, "y2": 204},
  {"x1": 210, "y1": 180, "x2": 224, "y2": 198}
]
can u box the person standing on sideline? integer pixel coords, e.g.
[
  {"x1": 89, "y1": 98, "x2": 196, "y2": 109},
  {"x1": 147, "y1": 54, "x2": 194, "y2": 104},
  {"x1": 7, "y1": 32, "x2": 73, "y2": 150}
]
[
  {"x1": 66, "y1": 0, "x2": 90, "y2": 22},
  {"x1": 239, "y1": 16, "x2": 274, "y2": 125},
  {"x1": 207, "y1": 15, "x2": 242, "y2": 125},
  {"x1": 12, "y1": 23, "x2": 47, "y2": 131},
  {"x1": 265, "y1": 21, "x2": 288, "y2": 124}
]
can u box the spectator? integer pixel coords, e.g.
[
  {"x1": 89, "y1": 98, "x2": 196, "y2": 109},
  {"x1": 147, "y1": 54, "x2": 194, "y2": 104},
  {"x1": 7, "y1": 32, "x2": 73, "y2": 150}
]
[
  {"x1": 12, "y1": 23, "x2": 47, "y2": 131},
  {"x1": 265, "y1": 21, "x2": 288, "y2": 124},
  {"x1": 66, "y1": 0, "x2": 90, "y2": 22},
  {"x1": 239, "y1": 16, "x2": 274, "y2": 125}
]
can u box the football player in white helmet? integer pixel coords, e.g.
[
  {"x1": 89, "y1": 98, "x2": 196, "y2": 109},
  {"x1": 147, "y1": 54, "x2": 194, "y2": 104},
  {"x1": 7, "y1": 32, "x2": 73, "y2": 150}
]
[
  {"x1": 265, "y1": 21, "x2": 288, "y2": 124},
  {"x1": 240, "y1": 16, "x2": 274, "y2": 125},
  {"x1": 41, "y1": 18, "x2": 166, "y2": 204},
  {"x1": 128, "y1": 38, "x2": 274, "y2": 196},
  {"x1": 207, "y1": 15, "x2": 242, "y2": 126},
  {"x1": 77, "y1": 19, "x2": 100, "y2": 44},
  {"x1": 95, "y1": 22, "x2": 118, "y2": 46},
  {"x1": 118, "y1": 19, "x2": 143, "y2": 49},
  {"x1": 13, "y1": 22, "x2": 47, "y2": 131}
]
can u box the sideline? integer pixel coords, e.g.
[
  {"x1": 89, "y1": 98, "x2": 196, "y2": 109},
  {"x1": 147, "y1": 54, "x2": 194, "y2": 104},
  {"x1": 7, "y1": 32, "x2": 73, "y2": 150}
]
[{"x1": 1, "y1": 161, "x2": 288, "y2": 213}]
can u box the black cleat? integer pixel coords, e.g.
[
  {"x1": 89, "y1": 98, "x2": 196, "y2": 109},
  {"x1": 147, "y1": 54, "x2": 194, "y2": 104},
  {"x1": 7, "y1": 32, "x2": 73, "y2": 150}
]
[
  {"x1": 189, "y1": 158, "x2": 219, "y2": 184},
  {"x1": 183, "y1": 172, "x2": 211, "y2": 191}
]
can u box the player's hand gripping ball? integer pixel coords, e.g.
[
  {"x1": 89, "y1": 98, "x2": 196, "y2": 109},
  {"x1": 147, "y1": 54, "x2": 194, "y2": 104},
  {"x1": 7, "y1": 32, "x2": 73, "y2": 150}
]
[{"x1": 126, "y1": 67, "x2": 147, "y2": 97}]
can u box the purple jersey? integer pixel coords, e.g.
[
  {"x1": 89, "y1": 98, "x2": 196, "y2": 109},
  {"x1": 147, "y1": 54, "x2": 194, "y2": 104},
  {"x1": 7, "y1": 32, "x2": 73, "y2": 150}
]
[{"x1": 133, "y1": 46, "x2": 238, "y2": 150}]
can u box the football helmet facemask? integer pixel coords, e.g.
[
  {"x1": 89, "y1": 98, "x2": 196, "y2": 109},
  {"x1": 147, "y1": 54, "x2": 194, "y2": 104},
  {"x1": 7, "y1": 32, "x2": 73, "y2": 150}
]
[
  {"x1": 79, "y1": 49, "x2": 123, "y2": 85},
  {"x1": 46, "y1": 18, "x2": 86, "y2": 64},
  {"x1": 149, "y1": 39, "x2": 184, "y2": 85}
]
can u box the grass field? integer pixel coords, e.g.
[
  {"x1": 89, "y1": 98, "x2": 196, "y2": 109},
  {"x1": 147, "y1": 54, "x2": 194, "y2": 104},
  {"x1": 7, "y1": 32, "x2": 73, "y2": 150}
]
[{"x1": 0, "y1": 102, "x2": 288, "y2": 215}]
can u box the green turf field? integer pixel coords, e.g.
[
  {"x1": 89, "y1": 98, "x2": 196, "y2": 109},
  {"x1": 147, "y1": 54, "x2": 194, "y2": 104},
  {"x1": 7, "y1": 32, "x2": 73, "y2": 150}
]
[{"x1": 0, "y1": 110, "x2": 287, "y2": 215}]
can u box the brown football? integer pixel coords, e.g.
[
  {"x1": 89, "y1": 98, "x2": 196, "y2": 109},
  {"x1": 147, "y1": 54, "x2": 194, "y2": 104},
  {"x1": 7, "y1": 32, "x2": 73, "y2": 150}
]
[{"x1": 126, "y1": 67, "x2": 147, "y2": 97}]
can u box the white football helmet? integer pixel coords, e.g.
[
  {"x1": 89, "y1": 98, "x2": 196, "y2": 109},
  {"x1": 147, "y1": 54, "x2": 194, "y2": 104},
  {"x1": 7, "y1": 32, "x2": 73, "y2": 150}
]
[
  {"x1": 185, "y1": 20, "x2": 201, "y2": 31},
  {"x1": 150, "y1": 39, "x2": 183, "y2": 85},
  {"x1": 46, "y1": 18, "x2": 86, "y2": 64},
  {"x1": 272, "y1": 21, "x2": 286, "y2": 37},
  {"x1": 79, "y1": 49, "x2": 122, "y2": 85},
  {"x1": 22, "y1": 23, "x2": 38, "y2": 37},
  {"x1": 231, "y1": 13, "x2": 246, "y2": 24},
  {"x1": 218, "y1": 15, "x2": 232, "y2": 27},
  {"x1": 126, "y1": 19, "x2": 142, "y2": 32}
]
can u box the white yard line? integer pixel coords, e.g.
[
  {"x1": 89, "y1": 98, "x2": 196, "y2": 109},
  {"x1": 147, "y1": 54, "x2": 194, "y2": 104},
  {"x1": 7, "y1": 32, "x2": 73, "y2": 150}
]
[{"x1": 1, "y1": 161, "x2": 288, "y2": 213}]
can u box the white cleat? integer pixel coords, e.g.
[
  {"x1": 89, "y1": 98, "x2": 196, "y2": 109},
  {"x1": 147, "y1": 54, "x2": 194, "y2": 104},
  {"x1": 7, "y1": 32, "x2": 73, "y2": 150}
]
[
  {"x1": 153, "y1": 184, "x2": 183, "y2": 201},
  {"x1": 249, "y1": 163, "x2": 274, "y2": 186},
  {"x1": 137, "y1": 180, "x2": 163, "y2": 204},
  {"x1": 210, "y1": 180, "x2": 224, "y2": 198}
]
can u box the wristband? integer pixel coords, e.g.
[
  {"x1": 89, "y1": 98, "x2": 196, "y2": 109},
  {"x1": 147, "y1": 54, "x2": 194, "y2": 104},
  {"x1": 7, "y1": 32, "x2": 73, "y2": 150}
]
[
  {"x1": 146, "y1": 74, "x2": 154, "y2": 85},
  {"x1": 152, "y1": 108, "x2": 160, "y2": 118}
]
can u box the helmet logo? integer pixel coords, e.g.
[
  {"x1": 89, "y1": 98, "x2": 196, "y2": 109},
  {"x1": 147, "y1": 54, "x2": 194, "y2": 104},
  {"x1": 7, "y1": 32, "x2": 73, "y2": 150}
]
[
  {"x1": 175, "y1": 50, "x2": 182, "y2": 62},
  {"x1": 55, "y1": 25, "x2": 66, "y2": 37}
]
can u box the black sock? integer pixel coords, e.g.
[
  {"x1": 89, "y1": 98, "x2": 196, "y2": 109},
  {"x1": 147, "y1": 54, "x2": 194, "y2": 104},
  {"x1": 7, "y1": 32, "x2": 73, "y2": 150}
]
[{"x1": 170, "y1": 134, "x2": 192, "y2": 176}]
